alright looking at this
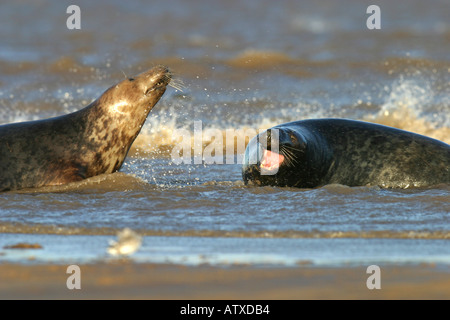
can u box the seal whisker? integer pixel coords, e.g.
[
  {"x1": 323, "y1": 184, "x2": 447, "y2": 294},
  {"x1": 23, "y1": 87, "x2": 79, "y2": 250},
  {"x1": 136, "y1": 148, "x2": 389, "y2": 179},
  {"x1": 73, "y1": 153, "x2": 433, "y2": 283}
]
[
  {"x1": 282, "y1": 145, "x2": 303, "y2": 153},
  {"x1": 168, "y1": 77, "x2": 186, "y2": 92},
  {"x1": 280, "y1": 145, "x2": 297, "y2": 167},
  {"x1": 282, "y1": 148, "x2": 301, "y2": 167},
  {"x1": 283, "y1": 154, "x2": 294, "y2": 167}
]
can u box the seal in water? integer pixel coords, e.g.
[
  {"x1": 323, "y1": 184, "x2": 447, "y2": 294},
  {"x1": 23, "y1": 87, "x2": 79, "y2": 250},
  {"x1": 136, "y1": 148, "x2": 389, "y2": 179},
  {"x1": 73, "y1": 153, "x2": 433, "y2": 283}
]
[
  {"x1": 242, "y1": 118, "x2": 450, "y2": 188},
  {"x1": 0, "y1": 65, "x2": 171, "y2": 191}
]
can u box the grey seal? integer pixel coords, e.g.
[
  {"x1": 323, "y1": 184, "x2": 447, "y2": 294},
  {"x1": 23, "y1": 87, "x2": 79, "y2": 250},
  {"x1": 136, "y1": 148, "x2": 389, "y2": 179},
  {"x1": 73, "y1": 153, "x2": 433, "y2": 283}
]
[
  {"x1": 0, "y1": 65, "x2": 171, "y2": 191},
  {"x1": 242, "y1": 118, "x2": 450, "y2": 188}
]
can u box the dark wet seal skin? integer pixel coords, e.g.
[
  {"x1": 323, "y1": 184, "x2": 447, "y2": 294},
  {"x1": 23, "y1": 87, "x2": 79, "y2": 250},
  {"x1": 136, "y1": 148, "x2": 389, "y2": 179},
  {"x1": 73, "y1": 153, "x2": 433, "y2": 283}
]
[
  {"x1": 0, "y1": 65, "x2": 171, "y2": 191},
  {"x1": 243, "y1": 118, "x2": 450, "y2": 189}
]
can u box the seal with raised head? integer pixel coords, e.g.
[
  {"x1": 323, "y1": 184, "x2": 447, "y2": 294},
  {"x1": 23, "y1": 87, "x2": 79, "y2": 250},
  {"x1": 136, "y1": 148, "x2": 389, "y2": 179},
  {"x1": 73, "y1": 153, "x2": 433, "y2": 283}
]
[
  {"x1": 0, "y1": 65, "x2": 171, "y2": 191},
  {"x1": 242, "y1": 118, "x2": 450, "y2": 188}
]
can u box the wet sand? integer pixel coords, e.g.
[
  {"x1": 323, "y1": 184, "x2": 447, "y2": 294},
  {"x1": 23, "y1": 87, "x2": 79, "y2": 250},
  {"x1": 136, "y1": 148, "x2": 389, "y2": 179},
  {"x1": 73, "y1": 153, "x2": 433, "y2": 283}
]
[{"x1": 1, "y1": 263, "x2": 449, "y2": 300}]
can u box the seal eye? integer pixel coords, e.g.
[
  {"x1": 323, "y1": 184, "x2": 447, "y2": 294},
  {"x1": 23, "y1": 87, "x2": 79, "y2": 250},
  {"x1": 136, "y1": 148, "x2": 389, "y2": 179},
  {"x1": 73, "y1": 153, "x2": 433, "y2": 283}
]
[
  {"x1": 128, "y1": 78, "x2": 135, "y2": 81},
  {"x1": 145, "y1": 80, "x2": 166, "y2": 95},
  {"x1": 290, "y1": 133, "x2": 298, "y2": 144}
]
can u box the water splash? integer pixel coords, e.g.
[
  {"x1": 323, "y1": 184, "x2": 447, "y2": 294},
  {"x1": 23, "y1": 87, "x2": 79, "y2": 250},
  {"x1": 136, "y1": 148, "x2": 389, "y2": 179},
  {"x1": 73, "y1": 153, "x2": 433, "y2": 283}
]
[{"x1": 366, "y1": 76, "x2": 450, "y2": 143}]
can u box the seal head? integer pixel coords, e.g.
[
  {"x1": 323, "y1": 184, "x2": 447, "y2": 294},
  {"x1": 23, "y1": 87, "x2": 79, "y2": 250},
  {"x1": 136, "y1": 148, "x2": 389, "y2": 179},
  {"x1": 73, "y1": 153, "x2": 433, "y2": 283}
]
[{"x1": 243, "y1": 124, "x2": 331, "y2": 187}]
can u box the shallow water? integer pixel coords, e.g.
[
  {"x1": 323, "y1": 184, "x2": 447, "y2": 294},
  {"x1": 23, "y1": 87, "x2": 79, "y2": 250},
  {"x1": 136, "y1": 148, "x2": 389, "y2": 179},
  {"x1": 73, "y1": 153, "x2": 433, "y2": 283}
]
[
  {"x1": 0, "y1": 0, "x2": 449, "y2": 267},
  {"x1": 2, "y1": 233, "x2": 450, "y2": 267}
]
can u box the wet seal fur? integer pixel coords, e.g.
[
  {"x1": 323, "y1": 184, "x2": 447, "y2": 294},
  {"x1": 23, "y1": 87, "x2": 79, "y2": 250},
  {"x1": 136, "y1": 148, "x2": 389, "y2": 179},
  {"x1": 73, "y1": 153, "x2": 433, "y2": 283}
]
[
  {"x1": 243, "y1": 118, "x2": 450, "y2": 188},
  {"x1": 0, "y1": 65, "x2": 171, "y2": 191}
]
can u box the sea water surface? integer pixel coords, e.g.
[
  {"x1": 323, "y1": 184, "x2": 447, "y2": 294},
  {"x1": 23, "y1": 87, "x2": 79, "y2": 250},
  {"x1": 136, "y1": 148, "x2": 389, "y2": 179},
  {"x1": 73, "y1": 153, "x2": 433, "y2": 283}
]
[{"x1": 0, "y1": 0, "x2": 449, "y2": 267}]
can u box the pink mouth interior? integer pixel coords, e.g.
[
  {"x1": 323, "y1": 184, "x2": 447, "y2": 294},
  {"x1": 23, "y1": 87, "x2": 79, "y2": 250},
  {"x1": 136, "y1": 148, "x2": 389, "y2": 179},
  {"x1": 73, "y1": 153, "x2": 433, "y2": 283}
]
[{"x1": 260, "y1": 149, "x2": 284, "y2": 170}]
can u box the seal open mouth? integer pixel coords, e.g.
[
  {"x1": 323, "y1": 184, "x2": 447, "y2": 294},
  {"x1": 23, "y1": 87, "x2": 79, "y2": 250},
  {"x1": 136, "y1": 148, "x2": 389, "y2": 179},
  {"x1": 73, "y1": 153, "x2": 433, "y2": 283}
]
[{"x1": 260, "y1": 149, "x2": 284, "y2": 171}]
